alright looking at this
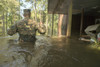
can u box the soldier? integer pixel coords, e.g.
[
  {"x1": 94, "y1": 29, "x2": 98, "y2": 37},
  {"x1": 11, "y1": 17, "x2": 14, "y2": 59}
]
[{"x1": 7, "y1": 9, "x2": 46, "y2": 42}]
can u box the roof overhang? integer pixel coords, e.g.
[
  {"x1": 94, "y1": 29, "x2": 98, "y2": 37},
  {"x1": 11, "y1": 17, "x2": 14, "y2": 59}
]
[{"x1": 48, "y1": 0, "x2": 100, "y2": 16}]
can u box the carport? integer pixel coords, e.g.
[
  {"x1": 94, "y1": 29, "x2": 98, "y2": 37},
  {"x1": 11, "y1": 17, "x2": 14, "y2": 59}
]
[{"x1": 48, "y1": 0, "x2": 100, "y2": 37}]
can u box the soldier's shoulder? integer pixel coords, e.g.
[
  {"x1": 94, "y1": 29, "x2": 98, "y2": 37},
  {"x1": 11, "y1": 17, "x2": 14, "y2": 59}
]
[
  {"x1": 28, "y1": 18, "x2": 37, "y2": 23},
  {"x1": 15, "y1": 19, "x2": 24, "y2": 26}
]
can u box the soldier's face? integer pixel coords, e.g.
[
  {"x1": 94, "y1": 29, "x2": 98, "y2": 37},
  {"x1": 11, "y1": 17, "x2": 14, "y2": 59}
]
[{"x1": 24, "y1": 14, "x2": 31, "y2": 18}]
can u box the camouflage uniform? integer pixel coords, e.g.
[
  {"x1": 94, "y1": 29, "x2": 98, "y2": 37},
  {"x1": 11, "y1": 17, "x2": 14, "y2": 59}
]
[{"x1": 7, "y1": 18, "x2": 46, "y2": 42}]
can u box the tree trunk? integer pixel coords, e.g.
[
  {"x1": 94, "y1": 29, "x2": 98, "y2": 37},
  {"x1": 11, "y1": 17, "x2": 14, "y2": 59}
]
[
  {"x1": 6, "y1": 0, "x2": 8, "y2": 33},
  {"x1": 2, "y1": 12, "x2": 6, "y2": 36},
  {"x1": 46, "y1": 15, "x2": 48, "y2": 35},
  {"x1": 58, "y1": 14, "x2": 63, "y2": 37},
  {"x1": 34, "y1": 0, "x2": 37, "y2": 22},
  {"x1": 52, "y1": 14, "x2": 54, "y2": 36},
  {"x1": 19, "y1": 0, "x2": 20, "y2": 20},
  {"x1": 40, "y1": 11, "x2": 42, "y2": 22},
  {"x1": 6, "y1": 11, "x2": 8, "y2": 33},
  {"x1": 11, "y1": 14, "x2": 13, "y2": 25},
  {"x1": 49, "y1": 15, "x2": 52, "y2": 36}
]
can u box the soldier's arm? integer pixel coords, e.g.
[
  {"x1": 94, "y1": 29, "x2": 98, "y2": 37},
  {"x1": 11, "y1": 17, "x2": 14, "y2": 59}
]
[
  {"x1": 7, "y1": 23, "x2": 18, "y2": 36},
  {"x1": 36, "y1": 22, "x2": 46, "y2": 34}
]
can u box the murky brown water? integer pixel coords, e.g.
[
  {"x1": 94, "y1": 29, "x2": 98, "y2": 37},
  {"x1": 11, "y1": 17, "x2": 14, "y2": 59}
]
[{"x1": 0, "y1": 35, "x2": 100, "y2": 67}]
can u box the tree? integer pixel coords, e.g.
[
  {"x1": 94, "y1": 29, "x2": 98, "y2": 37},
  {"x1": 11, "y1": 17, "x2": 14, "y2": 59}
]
[{"x1": 0, "y1": 0, "x2": 20, "y2": 35}]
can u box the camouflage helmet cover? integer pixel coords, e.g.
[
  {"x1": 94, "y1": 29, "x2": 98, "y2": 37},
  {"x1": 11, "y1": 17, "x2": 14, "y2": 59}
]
[{"x1": 24, "y1": 9, "x2": 31, "y2": 15}]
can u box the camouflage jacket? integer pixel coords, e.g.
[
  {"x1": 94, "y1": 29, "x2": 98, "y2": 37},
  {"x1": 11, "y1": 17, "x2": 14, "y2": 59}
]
[{"x1": 7, "y1": 18, "x2": 46, "y2": 42}]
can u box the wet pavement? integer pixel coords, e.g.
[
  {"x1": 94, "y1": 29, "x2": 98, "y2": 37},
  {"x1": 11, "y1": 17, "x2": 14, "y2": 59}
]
[{"x1": 0, "y1": 35, "x2": 100, "y2": 67}]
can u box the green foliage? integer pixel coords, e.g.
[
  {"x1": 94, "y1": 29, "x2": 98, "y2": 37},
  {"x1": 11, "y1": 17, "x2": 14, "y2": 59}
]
[
  {"x1": 0, "y1": 0, "x2": 21, "y2": 35},
  {"x1": 0, "y1": 0, "x2": 59, "y2": 36},
  {"x1": 94, "y1": 41, "x2": 100, "y2": 46}
]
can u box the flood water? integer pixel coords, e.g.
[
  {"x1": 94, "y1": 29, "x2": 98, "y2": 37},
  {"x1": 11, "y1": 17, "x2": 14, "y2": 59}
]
[{"x1": 0, "y1": 35, "x2": 100, "y2": 67}]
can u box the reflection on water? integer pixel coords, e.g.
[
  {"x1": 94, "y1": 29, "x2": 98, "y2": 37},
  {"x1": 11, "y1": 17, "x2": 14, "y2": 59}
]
[{"x1": 0, "y1": 35, "x2": 100, "y2": 67}]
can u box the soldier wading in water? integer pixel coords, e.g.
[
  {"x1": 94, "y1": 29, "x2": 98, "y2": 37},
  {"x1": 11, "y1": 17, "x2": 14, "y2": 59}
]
[{"x1": 7, "y1": 9, "x2": 46, "y2": 43}]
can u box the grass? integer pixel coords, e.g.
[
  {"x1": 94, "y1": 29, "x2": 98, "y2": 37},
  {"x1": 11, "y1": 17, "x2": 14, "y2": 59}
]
[{"x1": 89, "y1": 41, "x2": 100, "y2": 50}]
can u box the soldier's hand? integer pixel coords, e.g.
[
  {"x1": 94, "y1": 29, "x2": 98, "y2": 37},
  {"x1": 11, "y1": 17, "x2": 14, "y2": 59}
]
[
  {"x1": 39, "y1": 22, "x2": 43, "y2": 25},
  {"x1": 39, "y1": 22, "x2": 44, "y2": 28}
]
